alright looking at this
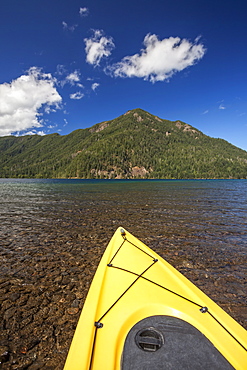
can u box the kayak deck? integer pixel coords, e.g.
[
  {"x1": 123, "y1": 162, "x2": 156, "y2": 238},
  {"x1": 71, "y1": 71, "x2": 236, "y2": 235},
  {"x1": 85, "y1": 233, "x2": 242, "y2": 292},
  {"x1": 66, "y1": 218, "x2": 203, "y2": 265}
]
[
  {"x1": 122, "y1": 315, "x2": 234, "y2": 369},
  {"x1": 64, "y1": 227, "x2": 247, "y2": 369}
]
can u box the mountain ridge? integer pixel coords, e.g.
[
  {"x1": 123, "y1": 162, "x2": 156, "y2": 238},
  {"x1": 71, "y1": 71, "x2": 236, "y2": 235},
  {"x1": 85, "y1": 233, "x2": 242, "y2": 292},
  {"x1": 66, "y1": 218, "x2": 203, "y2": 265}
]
[{"x1": 0, "y1": 108, "x2": 247, "y2": 179}]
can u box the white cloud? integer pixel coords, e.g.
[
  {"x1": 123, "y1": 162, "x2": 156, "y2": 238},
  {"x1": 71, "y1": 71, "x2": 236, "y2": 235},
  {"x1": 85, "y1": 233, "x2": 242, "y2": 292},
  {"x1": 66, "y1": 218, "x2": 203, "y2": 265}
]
[
  {"x1": 91, "y1": 82, "x2": 100, "y2": 91},
  {"x1": 56, "y1": 64, "x2": 67, "y2": 76},
  {"x1": 59, "y1": 70, "x2": 84, "y2": 88},
  {"x1": 47, "y1": 124, "x2": 57, "y2": 129},
  {"x1": 202, "y1": 110, "x2": 209, "y2": 114},
  {"x1": 21, "y1": 130, "x2": 46, "y2": 136},
  {"x1": 70, "y1": 92, "x2": 84, "y2": 100},
  {"x1": 0, "y1": 67, "x2": 62, "y2": 136},
  {"x1": 66, "y1": 70, "x2": 81, "y2": 85},
  {"x1": 79, "y1": 7, "x2": 89, "y2": 16},
  {"x1": 219, "y1": 104, "x2": 226, "y2": 110},
  {"x1": 107, "y1": 34, "x2": 206, "y2": 83},
  {"x1": 62, "y1": 21, "x2": 77, "y2": 32},
  {"x1": 84, "y1": 30, "x2": 115, "y2": 66}
]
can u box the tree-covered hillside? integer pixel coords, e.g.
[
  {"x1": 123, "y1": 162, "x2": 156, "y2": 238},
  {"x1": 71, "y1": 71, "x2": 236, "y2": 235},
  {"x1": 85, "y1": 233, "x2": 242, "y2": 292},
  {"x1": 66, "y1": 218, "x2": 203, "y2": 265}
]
[{"x1": 0, "y1": 109, "x2": 247, "y2": 179}]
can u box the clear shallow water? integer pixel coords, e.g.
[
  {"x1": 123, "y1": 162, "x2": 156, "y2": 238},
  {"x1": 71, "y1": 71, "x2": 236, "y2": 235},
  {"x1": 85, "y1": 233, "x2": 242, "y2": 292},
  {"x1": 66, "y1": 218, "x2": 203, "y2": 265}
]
[{"x1": 1, "y1": 178, "x2": 246, "y2": 282}]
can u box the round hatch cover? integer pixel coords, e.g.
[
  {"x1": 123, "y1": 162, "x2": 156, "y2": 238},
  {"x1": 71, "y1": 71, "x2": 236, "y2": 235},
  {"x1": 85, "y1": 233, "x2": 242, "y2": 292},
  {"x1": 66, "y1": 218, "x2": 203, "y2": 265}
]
[{"x1": 135, "y1": 327, "x2": 164, "y2": 352}]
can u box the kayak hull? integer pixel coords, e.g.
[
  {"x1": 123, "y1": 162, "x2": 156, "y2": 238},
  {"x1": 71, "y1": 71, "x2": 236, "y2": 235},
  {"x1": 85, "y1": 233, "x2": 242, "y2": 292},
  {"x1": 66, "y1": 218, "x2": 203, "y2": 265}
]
[{"x1": 64, "y1": 227, "x2": 247, "y2": 369}]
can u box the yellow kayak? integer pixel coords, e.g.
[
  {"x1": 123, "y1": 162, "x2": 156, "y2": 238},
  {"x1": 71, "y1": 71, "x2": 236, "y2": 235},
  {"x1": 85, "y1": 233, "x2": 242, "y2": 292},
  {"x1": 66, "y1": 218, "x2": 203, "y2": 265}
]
[{"x1": 64, "y1": 227, "x2": 247, "y2": 369}]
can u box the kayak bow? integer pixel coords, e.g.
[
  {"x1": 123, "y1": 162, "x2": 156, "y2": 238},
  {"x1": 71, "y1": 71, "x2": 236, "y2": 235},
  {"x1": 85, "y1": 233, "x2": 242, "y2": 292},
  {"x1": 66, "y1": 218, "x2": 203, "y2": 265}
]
[{"x1": 64, "y1": 227, "x2": 247, "y2": 369}]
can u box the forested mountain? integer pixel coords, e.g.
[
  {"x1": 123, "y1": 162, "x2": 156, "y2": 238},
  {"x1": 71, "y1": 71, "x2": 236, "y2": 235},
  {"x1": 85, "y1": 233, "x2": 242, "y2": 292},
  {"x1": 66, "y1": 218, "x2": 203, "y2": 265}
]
[{"x1": 0, "y1": 108, "x2": 247, "y2": 179}]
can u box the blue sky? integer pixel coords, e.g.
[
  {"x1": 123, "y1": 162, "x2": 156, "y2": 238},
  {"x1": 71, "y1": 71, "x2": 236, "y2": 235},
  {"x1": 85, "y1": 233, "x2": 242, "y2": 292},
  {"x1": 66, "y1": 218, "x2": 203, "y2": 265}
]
[{"x1": 0, "y1": 0, "x2": 247, "y2": 151}]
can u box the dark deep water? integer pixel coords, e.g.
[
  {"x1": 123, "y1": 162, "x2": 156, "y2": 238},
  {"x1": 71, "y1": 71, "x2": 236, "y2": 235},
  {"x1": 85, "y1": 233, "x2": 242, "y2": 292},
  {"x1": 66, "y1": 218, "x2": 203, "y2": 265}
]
[{"x1": 0, "y1": 179, "x2": 246, "y2": 368}]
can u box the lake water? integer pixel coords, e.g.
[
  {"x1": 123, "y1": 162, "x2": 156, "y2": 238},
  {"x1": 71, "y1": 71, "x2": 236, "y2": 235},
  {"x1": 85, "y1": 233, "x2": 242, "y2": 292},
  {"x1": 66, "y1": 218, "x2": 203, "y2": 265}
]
[
  {"x1": 1, "y1": 178, "x2": 246, "y2": 285},
  {"x1": 0, "y1": 179, "x2": 246, "y2": 367},
  {"x1": 1, "y1": 178, "x2": 246, "y2": 253}
]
